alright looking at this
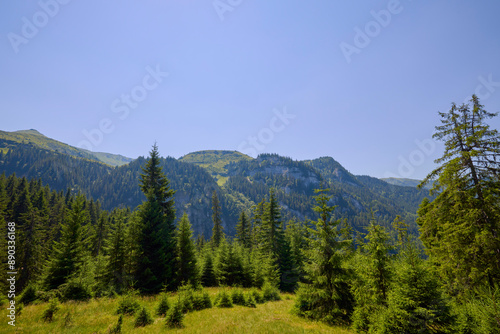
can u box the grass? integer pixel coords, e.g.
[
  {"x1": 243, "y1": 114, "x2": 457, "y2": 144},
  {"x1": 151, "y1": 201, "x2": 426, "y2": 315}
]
[{"x1": 0, "y1": 288, "x2": 354, "y2": 333}]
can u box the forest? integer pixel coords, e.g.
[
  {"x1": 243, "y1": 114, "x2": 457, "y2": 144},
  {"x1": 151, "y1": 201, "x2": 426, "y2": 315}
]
[{"x1": 1, "y1": 95, "x2": 499, "y2": 333}]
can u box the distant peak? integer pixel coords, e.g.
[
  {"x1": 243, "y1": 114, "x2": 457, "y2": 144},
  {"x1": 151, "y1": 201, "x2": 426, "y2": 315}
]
[{"x1": 14, "y1": 129, "x2": 46, "y2": 137}]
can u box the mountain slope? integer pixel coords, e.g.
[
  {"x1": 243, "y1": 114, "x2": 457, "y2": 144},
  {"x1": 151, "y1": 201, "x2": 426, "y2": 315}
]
[
  {"x1": 0, "y1": 132, "x2": 430, "y2": 237},
  {"x1": 0, "y1": 129, "x2": 132, "y2": 166},
  {"x1": 179, "y1": 150, "x2": 253, "y2": 185}
]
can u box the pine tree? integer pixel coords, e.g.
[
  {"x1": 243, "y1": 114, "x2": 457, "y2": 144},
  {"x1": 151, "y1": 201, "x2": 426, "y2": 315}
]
[
  {"x1": 176, "y1": 213, "x2": 198, "y2": 286},
  {"x1": 44, "y1": 195, "x2": 87, "y2": 290},
  {"x1": 200, "y1": 246, "x2": 217, "y2": 287},
  {"x1": 418, "y1": 95, "x2": 500, "y2": 294},
  {"x1": 235, "y1": 211, "x2": 251, "y2": 248},
  {"x1": 376, "y1": 240, "x2": 453, "y2": 333},
  {"x1": 293, "y1": 188, "x2": 354, "y2": 325},
  {"x1": 106, "y1": 211, "x2": 127, "y2": 291},
  {"x1": 251, "y1": 199, "x2": 265, "y2": 249},
  {"x1": 351, "y1": 216, "x2": 393, "y2": 332},
  {"x1": 91, "y1": 212, "x2": 109, "y2": 257},
  {"x1": 134, "y1": 144, "x2": 176, "y2": 294},
  {"x1": 211, "y1": 190, "x2": 223, "y2": 248}
]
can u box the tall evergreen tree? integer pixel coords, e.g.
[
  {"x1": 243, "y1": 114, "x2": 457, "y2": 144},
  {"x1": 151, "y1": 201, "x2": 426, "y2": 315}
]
[
  {"x1": 376, "y1": 240, "x2": 453, "y2": 333},
  {"x1": 106, "y1": 211, "x2": 127, "y2": 292},
  {"x1": 134, "y1": 144, "x2": 176, "y2": 294},
  {"x1": 200, "y1": 246, "x2": 217, "y2": 287},
  {"x1": 293, "y1": 188, "x2": 354, "y2": 325},
  {"x1": 176, "y1": 213, "x2": 198, "y2": 286},
  {"x1": 211, "y1": 190, "x2": 223, "y2": 248},
  {"x1": 235, "y1": 211, "x2": 251, "y2": 248},
  {"x1": 44, "y1": 195, "x2": 87, "y2": 290},
  {"x1": 251, "y1": 199, "x2": 265, "y2": 249},
  {"x1": 418, "y1": 95, "x2": 500, "y2": 294},
  {"x1": 351, "y1": 216, "x2": 393, "y2": 332}
]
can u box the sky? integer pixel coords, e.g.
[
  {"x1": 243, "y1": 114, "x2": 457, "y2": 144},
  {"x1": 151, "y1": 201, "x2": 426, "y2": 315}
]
[{"x1": 1, "y1": 0, "x2": 500, "y2": 180}]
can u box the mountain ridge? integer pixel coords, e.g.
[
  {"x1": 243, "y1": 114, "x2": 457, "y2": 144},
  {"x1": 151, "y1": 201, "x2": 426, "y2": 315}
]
[{"x1": 0, "y1": 129, "x2": 430, "y2": 237}]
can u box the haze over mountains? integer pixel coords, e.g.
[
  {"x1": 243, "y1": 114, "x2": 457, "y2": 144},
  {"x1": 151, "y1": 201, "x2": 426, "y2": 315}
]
[{"x1": 0, "y1": 129, "x2": 430, "y2": 236}]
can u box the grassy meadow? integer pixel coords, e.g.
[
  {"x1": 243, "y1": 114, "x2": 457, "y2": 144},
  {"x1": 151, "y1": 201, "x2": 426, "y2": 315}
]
[{"x1": 0, "y1": 288, "x2": 354, "y2": 334}]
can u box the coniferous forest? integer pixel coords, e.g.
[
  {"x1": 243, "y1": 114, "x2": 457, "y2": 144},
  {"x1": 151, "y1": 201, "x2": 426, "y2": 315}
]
[{"x1": 1, "y1": 95, "x2": 499, "y2": 333}]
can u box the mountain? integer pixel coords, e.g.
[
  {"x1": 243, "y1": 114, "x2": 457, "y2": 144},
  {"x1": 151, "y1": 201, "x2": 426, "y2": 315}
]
[
  {"x1": 0, "y1": 131, "x2": 431, "y2": 237},
  {"x1": 380, "y1": 177, "x2": 428, "y2": 189},
  {"x1": 0, "y1": 129, "x2": 133, "y2": 166},
  {"x1": 179, "y1": 150, "x2": 253, "y2": 185}
]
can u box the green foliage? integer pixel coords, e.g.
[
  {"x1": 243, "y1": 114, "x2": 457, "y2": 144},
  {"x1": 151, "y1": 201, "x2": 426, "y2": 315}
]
[
  {"x1": 41, "y1": 298, "x2": 60, "y2": 322},
  {"x1": 155, "y1": 292, "x2": 170, "y2": 317},
  {"x1": 116, "y1": 291, "x2": 140, "y2": 316},
  {"x1": 19, "y1": 284, "x2": 38, "y2": 305},
  {"x1": 243, "y1": 292, "x2": 257, "y2": 308},
  {"x1": 375, "y1": 243, "x2": 454, "y2": 333},
  {"x1": 351, "y1": 216, "x2": 394, "y2": 331},
  {"x1": 200, "y1": 247, "x2": 217, "y2": 287},
  {"x1": 211, "y1": 190, "x2": 224, "y2": 247},
  {"x1": 250, "y1": 288, "x2": 265, "y2": 304},
  {"x1": 236, "y1": 210, "x2": 252, "y2": 248},
  {"x1": 59, "y1": 279, "x2": 92, "y2": 301},
  {"x1": 214, "y1": 289, "x2": 233, "y2": 308},
  {"x1": 294, "y1": 188, "x2": 354, "y2": 326},
  {"x1": 134, "y1": 144, "x2": 176, "y2": 294},
  {"x1": 231, "y1": 288, "x2": 246, "y2": 305},
  {"x1": 418, "y1": 95, "x2": 500, "y2": 294},
  {"x1": 165, "y1": 300, "x2": 184, "y2": 328},
  {"x1": 262, "y1": 282, "x2": 281, "y2": 302},
  {"x1": 134, "y1": 306, "x2": 154, "y2": 327},
  {"x1": 43, "y1": 195, "x2": 88, "y2": 290},
  {"x1": 176, "y1": 213, "x2": 199, "y2": 286}
]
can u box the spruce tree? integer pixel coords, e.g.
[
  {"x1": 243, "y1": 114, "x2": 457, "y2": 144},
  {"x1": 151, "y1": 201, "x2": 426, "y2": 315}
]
[
  {"x1": 293, "y1": 188, "x2": 354, "y2": 325},
  {"x1": 44, "y1": 195, "x2": 87, "y2": 290},
  {"x1": 376, "y1": 240, "x2": 453, "y2": 333},
  {"x1": 418, "y1": 95, "x2": 500, "y2": 294},
  {"x1": 351, "y1": 217, "x2": 393, "y2": 332},
  {"x1": 200, "y1": 246, "x2": 217, "y2": 287},
  {"x1": 211, "y1": 190, "x2": 223, "y2": 248},
  {"x1": 106, "y1": 211, "x2": 127, "y2": 292},
  {"x1": 176, "y1": 213, "x2": 198, "y2": 286},
  {"x1": 235, "y1": 211, "x2": 251, "y2": 248},
  {"x1": 134, "y1": 144, "x2": 176, "y2": 294},
  {"x1": 251, "y1": 200, "x2": 265, "y2": 249}
]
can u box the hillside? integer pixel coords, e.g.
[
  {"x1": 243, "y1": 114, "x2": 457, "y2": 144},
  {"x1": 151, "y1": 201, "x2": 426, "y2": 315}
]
[
  {"x1": 0, "y1": 133, "x2": 430, "y2": 237},
  {"x1": 0, "y1": 129, "x2": 132, "y2": 166},
  {"x1": 179, "y1": 150, "x2": 253, "y2": 185}
]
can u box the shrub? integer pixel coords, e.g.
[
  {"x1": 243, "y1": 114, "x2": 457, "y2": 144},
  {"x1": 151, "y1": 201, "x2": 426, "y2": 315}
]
[
  {"x1": 155, "y1": 293, "x2": 170, "y2": 317},
  {"x1": 59, "y1": 280, "x2": 92, "y2": 301},
  {"x1": 250, "y1": 288, "x2": 264, "y2": 304},
  {"x1": 262, "y1": 282, "x2": 281, "y2": 302},
  {"x1": 41, "y1": 298, "x2": 60, "y2": 322},
  {"x1": 19, "y1": 285, "x2": 38, "y2": 305},
  {"x1": 165, "y1": 300, "x2": 184, "y2": 328},
  {"x1": 134, "y1": 306, "x2": 154, "y2": 327},
  {"x1": 231, "y1": 288, "x2": 246, "y2": 306},
  {"x1": 244, "y1": 293, "x2": 257, "y2": 308},
  {"x1": 192, "y1": 290, "x2": 212, "y2": 311},
  {"x1": 214, "y1": 289, "x2": 233, "y2": 308},
  {"x1": 116, "y1": 291, "x2": 140, "y2": 316}
]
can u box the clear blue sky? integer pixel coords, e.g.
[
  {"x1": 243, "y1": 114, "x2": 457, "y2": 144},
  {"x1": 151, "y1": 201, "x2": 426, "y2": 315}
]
[{"x1": 1, "y1": 0, "x2": 500, "y2": 179}]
